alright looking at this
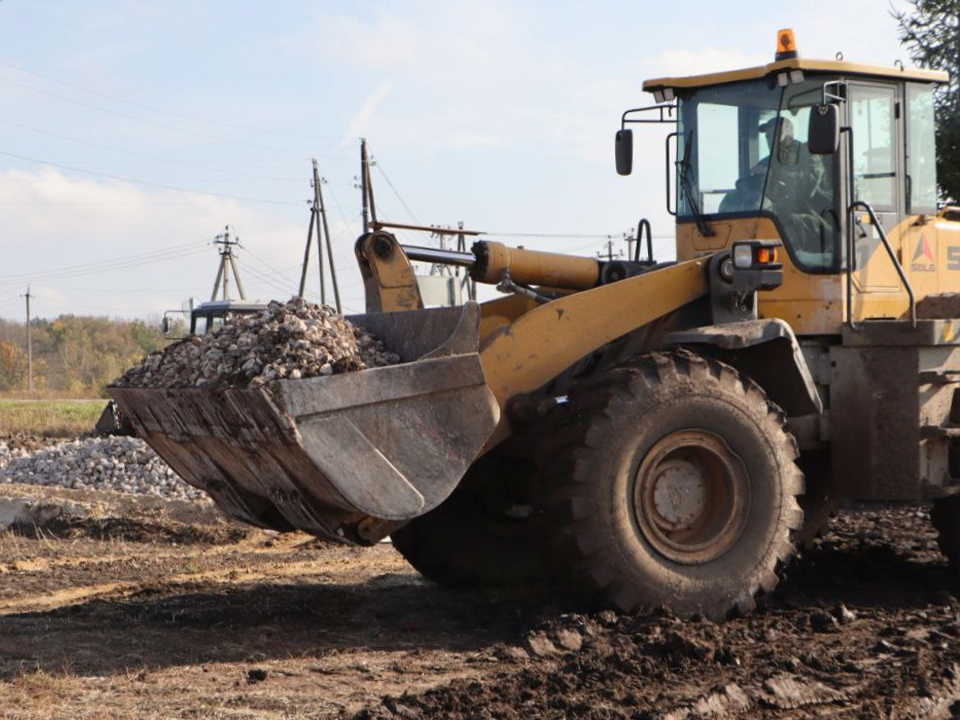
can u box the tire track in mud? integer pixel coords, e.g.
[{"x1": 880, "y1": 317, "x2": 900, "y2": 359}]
[
  {"x1": 0, "y1": 554, "x2": 345, "y2": 615},
  {"x1": 0, "y1": 530, "x2": 304, "y2": 576}
]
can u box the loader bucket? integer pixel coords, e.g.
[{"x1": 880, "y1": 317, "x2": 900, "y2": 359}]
[{"x1": 108, "y1": 302, "x2": 500, "y2": 544}]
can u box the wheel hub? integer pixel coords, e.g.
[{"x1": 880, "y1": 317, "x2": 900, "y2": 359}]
[
  {"x1": 651, "y1": 459, "x2": 709, "y2": 529},
  {"x1": 633, "y1": 430, "x2": 751, "y2": 565}
]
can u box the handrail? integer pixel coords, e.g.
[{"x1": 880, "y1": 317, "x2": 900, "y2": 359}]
[
  {"x1": 621, "y1": 104, "x2": 677, "y2": 128},
  {"x1": 665, "y1": 132, "x2": 678, "y2": 216},
  {"x1": 847, "y1": 200, "x2": 917, "y2": 330}
]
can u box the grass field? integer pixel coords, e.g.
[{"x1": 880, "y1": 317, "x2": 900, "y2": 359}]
[{"x1": 0, "y1": 399, "x2": 108, "y2": 437}]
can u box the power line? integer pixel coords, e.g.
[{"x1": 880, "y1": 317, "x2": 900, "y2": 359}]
[
  {"x1": 27, "y1": 293, "x2": 165, "y2": 317},
  {"x1": 55, "y1": 285, "x2": 203, "y2": 294},
  {"x1": 0, "y1": 237, "x2": 204, "y2": 282},
  {"x1": 324, "y1": 185, "x2": 362, "y2": 230},
  {"x1": 0, "y1": 58, "x2": 346, "y2": 143},
  {"x1": 0, "y1": 148, "x2": 303, "y2": 206},
  {"x1": 234, "y1": 259, "x2": 296, "y2": 297},
  {"x1": 375, "y1": 161, "x2": 422, "y2": 226},
  {"x1": 241, "y1": 247, "x2": 301, "y2": 286},
  {"x1": 484, "y1": 230, "x2": 675, "y2": 240},
  {"x1": 0, "y1": 244, "x2": 210, "y2": 287},
  {"x1": 0, "y1": 115, "x2": 312, "y2": 182},
  {"x1": 0, "y1": 248, "x2": 210, "y2": 287},
  {"x1": 0, "y1": 74, "x2": 313, "y2": 159}
]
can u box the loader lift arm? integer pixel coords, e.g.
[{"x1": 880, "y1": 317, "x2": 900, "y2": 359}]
[
  {"x1": 357, "y1": 231, "x2": 795, "y2": 444},
  {"x1": 478, "y1": 256, "x2": 710, "y2": 442},
  {"x1": 357, "y1": 231, "x2": 713, "y2": 433}
]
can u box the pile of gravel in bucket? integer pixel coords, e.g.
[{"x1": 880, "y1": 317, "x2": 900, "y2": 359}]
[
  {"x1": 114, "y1": 297, "x2": 400, "y2": 389},
  {"x1": 0, "y1": 436, "x2": 204, "y2": 501}
]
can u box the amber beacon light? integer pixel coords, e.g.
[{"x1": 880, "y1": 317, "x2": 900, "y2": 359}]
[{"x1": 775, "y1": 28, "x2": 798, "y2": 60}]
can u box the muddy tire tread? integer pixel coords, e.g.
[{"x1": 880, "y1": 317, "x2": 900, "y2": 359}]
[{"x1": 544, "y1": 350, "x2": 804, "y2": 620}]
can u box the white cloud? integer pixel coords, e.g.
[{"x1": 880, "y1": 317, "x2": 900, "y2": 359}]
[
  {"x1": 0, "y1": 168, "x2": 368, "y2": 319},
  {"x1": 340, "y1": 82, "x2": 394, "y2": 147}
]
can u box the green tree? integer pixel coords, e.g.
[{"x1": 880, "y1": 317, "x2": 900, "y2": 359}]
[
  {"x1": 0, "y1": 341, "x2": 27, "y2": 391},
  {"x1": 894, "y1": 0, "x2": 960, "y2": 202}
]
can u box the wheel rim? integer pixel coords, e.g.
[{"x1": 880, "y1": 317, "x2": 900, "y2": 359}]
[{"x1": 633, "y1": 430, "x2": 751, "y2": 565}]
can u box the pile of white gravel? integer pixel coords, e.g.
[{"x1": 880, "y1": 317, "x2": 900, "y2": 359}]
[
  {"x1": 0, "y1": 437, "x2": 204, "y2": 502},
  {"x1": 114, "y1": 297, "x2": 400, "y2": 389},
  {"x1": 0, "y1": 442, "x2": 29, "y2": 466}
]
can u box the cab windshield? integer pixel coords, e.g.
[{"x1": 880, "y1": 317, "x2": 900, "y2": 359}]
[{"x1": 676, "y1": 78, "x2": 839, "y2": 271}]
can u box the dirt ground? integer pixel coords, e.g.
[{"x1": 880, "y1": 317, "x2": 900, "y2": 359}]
[{"x1": 0, "y1": 482, "x2": 958, "y2": 720}]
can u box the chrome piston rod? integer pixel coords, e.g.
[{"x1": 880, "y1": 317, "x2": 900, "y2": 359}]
[{"x1": 401, "y1": 244, "x2": 475, "y2": 267}]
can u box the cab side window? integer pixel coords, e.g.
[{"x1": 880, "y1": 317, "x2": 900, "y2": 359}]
[
  {"x1": 905, "y1": 83, "x2": 938, "y2": 215},
  {"x1": 849, "y1": 85, "x2": 897, "y2": 210}
]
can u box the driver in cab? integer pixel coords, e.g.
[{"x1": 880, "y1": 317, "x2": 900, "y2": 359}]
[
  {"x1": 720, "y1": 116, "x2": 825, "y2": 218},
  {"x1": 721, "y1": 114, "x2": 834, "y2": 261}
]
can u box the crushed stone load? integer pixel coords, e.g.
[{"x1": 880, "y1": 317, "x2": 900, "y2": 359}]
[
  {"x1": 114, "y1": 297, "x2": 400, "y2": 389},
  {"x1": 0, "y1": 436, "x2": 205, "y2": 502}
]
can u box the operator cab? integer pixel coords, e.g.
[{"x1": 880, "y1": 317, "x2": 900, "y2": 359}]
[
  {"x1": 642, "y1": 39, "x2": 940, "y2": 274},
  {"x1": 189, "y1": 300, "x2": 267, "y2": 335},
  {"x1": 673, "y1": 75, "x2": 845, "y2": 271},
  {"x1": 618, "y1": 29, "x2": 950, "y2": 334},
  {"x1": 161, "y1": 299, "x2": 268, "y2": 338}
]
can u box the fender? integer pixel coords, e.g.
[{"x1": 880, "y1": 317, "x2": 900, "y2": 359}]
[{"x1": 666, "y1": 318, "x2": 822, "y2": 418}]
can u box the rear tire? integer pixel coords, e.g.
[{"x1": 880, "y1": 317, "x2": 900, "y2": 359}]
[
  {"x1": 795, "y1": 458, "x2": 838, "y2": 550},
  {"x1": 796, "y1": 494, "x2": 838, "y2": 550},
  {"x1": 391, "y1": 444, "x2": 549, "y2": 588},
  {"x1": 546, "y1": 351, "x2": 804, "y2": 620},
  {"x1": 931, "y1": 495, "x2": 959, "y2": 569}
]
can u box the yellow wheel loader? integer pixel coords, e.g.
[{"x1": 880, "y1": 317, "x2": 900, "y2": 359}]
[{"x1": 110, "y1": 31, "x2": 960, "y2": 620}]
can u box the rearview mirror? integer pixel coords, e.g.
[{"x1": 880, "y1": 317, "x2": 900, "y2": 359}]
[
  {"x1": 162, "y1": 316, "x2": 171, "y2": 334},
  {"x1": 808, "y1": 105, "x2": 839, "y2": 155},
  {"x1": 615, "y1": 129, "x2": 633, "y2": 176}
]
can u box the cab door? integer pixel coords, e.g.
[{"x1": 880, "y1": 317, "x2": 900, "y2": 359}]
[
  {"x1": 846, "y1": 82, "x2": 905, "y2": 310},
  {"x1": 899, "y1": 82, "x2": 942, "y2": 301}
]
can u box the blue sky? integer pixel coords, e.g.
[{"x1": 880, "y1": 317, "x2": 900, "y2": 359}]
[{"x1": 0, "y1": 0, "x2": 912, "y2": 320}]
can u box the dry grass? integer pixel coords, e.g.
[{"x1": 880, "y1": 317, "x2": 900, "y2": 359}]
[{"x1": 0, "y1": 399, "x2": 107, "y2": 437}]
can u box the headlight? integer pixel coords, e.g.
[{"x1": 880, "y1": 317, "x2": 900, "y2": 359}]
[{"x1": 733, "y1": 244, "x2": 754, "y2": 269}]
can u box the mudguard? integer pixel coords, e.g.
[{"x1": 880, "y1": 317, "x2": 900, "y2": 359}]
[{"x1": 666, "y1": 318, "x2": 822, "y2": 417}]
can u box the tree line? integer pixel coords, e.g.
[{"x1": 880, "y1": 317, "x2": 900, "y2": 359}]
[
  {"x1": 0, "y1": 315, "x2": 166, "y2": 397},
  {"x1": 896, "y1": 0, "x2": 960, "y2": 202}
]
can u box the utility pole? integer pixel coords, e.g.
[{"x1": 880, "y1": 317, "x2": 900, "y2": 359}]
[
  {"x1": 597, "y1": 238, "x2": 622, "y2": 262},
  {"x1": 211, "y1": 226, "x2": 246, "y2": 301},
  {"x1": 298, "y1": 159, "x2": 342, "y2": 312},
  {"x1": 22, "y1": 286, "x2": 32, "y2": 394},
  {"x1": 315, "y1": 160, "x2": 341, "y2": 312},
  {"x1": 360, "y1": 139, "x2": 370, "y2": 233},
  {"x1": 456, "y1": 221, "x2": 476, "y2": 301},
  {"x1": 360, "y1": 138, "x2": 378, "y2": 232}
]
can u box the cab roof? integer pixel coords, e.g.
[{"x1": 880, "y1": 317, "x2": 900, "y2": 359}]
[{"x1": 642, "y1": 57, "x2": 948, "y2": 94}]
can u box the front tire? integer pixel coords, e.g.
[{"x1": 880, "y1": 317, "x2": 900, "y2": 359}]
[
  {"x1": 931, "y1": 495, "x2": 959, "y2": 569},
  {"x1": 546, "y1": 351, "x2": 804, "y2": 620}
]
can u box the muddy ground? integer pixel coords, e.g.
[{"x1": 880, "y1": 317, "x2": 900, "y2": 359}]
[{"x1": 0, "y1": 482, "x2": 957, "y2": 720}]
